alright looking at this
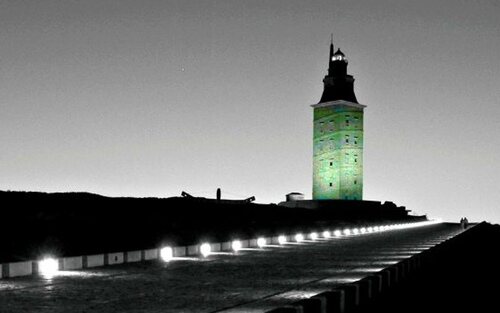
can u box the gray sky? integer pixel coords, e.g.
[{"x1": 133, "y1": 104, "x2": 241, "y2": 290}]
[{"x1": 1, "y1": 0, "x2": 499, "y2": 223}]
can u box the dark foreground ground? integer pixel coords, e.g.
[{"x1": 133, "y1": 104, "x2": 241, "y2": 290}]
[
  {"x1": 0, "y1": 191, "x2": 423, "y2": 262},
  {"x1": 359, "y1": 222, "x2": 500, "y2": 313},
  {"x1": 0, "y1": 223, "x2": 461, "y2": 313}
]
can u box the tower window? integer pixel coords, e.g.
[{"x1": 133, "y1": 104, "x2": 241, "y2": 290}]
[
  {"x1": 354, "y1": 180, "x2": 357, "y2": 185},
  {"x1": 329, "y1": 182, "x2": 333, "y2": 187},
  {"x1": 329, "y1": 161, "x2": 333, "y2": 166},
  {"x1": 345, "y1": 135, "x2": 349, "y2": 143},
  {"x1": 354, "y1": 136, "x2": 358, "y2": 144}
]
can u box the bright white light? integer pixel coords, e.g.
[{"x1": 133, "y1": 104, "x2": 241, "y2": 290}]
[
  {"x1": 200, "y1": 243, "x2": 211, "y2": 257},
  {"x1": 360, "y1": 227, "x2": 366, "y2": 234},
  {"x1": 367, "y1": 227, "x2": 373, "y2": 232},
  {"x1": 295, "y1": 233, "x2": 304, "y2": 242},
  {"x1": 334, "y1": 230, "x2": 342, "y2": 237},
  {"x1": 322, "y1": 231, "x2": 331, "y2": 238},
  {"x1": 352, "y1": 228, "x2": 359, "y2": 235},
  {"x1": 393, "y1": 219, "x2": 442, "y2": 230},
  {"x1": 160, "y1": 246, "x2": 173, "y2": 262},
  {"x1": 232, "y1": 240, "x2": 242, "y2": 252},
  {"x1": 39, "y1": 258, "x2": 58, "y2": 277},
  {"x1": 374, "y1": 226, "x2": 380, "y2": 232},
  {"x1": 343, "y1": 228, "x2": 351, "y2": 236},
  {"x1": 278, "y1": 235, "x2": 287, "y2": 245},
  {"x1": 257, "y1": 237, "x2": 266, "y2": 248},
  {"x1": 310, "y1": 232, "x2": 318, "y2": 240}
]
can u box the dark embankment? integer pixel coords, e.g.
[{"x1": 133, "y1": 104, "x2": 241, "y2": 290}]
[
  {"x1": 361, "y1": 222, "x2": 500, "y2": 312},
  {"x1": 0, "y1": 190, "x2": 426, "y2": 262}
]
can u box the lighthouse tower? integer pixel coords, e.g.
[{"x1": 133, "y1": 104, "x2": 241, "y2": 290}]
[{"x1": 312, "y1": 40, "x2": 365, "y2": 200}]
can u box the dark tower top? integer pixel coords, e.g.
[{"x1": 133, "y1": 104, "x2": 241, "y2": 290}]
[{"x1": 319, "y1": 42, "x2": 358, "y2": 104}]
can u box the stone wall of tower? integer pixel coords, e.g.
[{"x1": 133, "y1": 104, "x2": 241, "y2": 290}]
[{"x1": 313, "y1": 104, "x2": 363, "y2": 200}]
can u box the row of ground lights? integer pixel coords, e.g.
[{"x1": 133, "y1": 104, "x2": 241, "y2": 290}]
[
  {"x1": 37, "y1": 220, "x2": 441, "y2": 277},
  {"x1": 159, "y1": 220, "x2": 441, "y2": 261}
]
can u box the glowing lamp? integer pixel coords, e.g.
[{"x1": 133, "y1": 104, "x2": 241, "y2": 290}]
[
  {"x1": 257, "y1": 237, "x2": 266, "y2": 248},
  {"x1": 353, "y1": 228, "x2": 359, "y2": 235},
  {"x1": 334, "y1": 230, "x2": 342, "y2": 237},
  {"x1": 343, "y1": 228, "x2": 351, "y2": 236},
  {"x1": 200, "y1": 243, "x2": 211, "y2": 257},
  {"x1": 39, "y1": 258, "x2": 59, "y2": 277},
  {"x1": 322, "y1": 230, "x2": 331, "y2": 238},
  {"x1": 295, "y1": 233, "x2": 304, "y2": 242},
  {"x1": 278, "y1": 235, "x2": 287, "y2": 245},
  {"x1": 360, "y1": 227, "x2": 366, "y2": 234},
  {"x1": 231, "y1": 240, "x2": 242, "y2": 252},
  {"x1": 160, "y1": 246, "x2": 173, "y2": 262},
  {"x1": 310, "y1": 232, "x2": 318, "y2": 240}
]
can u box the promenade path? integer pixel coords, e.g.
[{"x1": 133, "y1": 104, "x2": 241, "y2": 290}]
[{"x1": 0, "y1": 223, "x2": 462, "y2": 313}]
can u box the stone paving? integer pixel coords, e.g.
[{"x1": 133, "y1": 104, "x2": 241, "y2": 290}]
[{"x1": 0, "y1": 223, "x2": 462, "y2": 313}]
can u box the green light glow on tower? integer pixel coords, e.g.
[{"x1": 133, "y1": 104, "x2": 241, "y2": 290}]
[{"x1": 312, "y1": 41, "x2": 365, "y2": 200}]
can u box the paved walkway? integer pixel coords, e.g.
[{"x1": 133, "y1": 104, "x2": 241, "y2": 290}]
[{"x1": 0, "y1": 223, "x2": 462, "y2": 313}]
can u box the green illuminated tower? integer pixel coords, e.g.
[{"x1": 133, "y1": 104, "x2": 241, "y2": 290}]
[{"x1": 312, "y1": 41, "x2": 365, "y2": 200}]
